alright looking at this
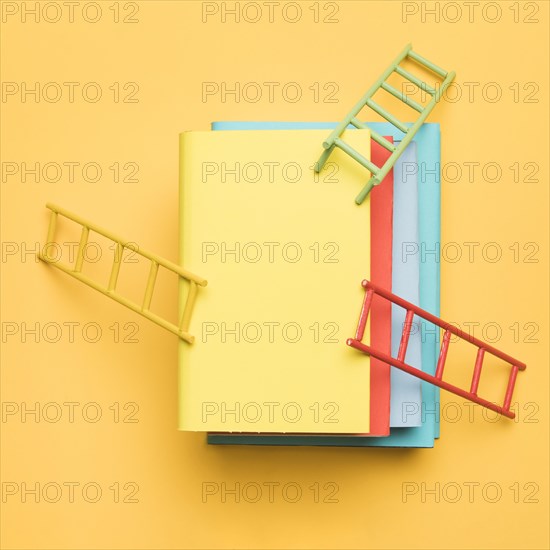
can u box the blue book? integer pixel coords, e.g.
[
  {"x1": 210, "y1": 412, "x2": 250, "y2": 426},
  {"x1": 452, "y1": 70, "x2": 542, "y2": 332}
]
[
  {"x1": 390, "y1": 142, "x2": 422, "y2": 427},
  {"x1": 207, "y1": 121, "x2": 441, "y2": 447}
]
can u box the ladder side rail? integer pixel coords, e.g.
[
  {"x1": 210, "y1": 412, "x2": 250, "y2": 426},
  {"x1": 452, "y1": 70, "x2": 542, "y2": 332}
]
[
  {"x1": 45, "y1": 203, "x2": 206, "y2": 286},
  {"x1": 40, "y1": 256, "x2": 195, "y2": 343},
  {"x1": 347, "y1": 338, "x2": 516, "y2": 419},
  {"x1": 317, "y1": 44, "x2": 413, "y2": 157},
  {"x1": 355, "y1": 70, "x2": 456, "y2": 204},
  {"x1": 362, "y1": 280, "x2": 526, "y2": 370}
]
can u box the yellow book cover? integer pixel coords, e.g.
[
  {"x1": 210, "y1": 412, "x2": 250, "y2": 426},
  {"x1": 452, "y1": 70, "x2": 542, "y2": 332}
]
[{"x1": 178, "y1": 129, "x2": 372, "y2": 433}]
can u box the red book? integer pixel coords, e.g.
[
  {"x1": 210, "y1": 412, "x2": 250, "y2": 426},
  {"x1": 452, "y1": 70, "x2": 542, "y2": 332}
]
[{"x1": 367, "y1": 138, "x2": 393, "y2": 435}]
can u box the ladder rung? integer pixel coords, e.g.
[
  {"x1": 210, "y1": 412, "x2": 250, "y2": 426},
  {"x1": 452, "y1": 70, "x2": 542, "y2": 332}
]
[
  {"x1": 74, "y1": 226, "x2": 89, "y2": 273},
  {"x1": 180, "y1": 280, "x2": 198, "y2": 333},
  {"x1": 470, "y1": 348, "x2": 485, "y2": 395},
  {"x1": 350, "y1": 117, "x2": 368, "y2": 129},
  {"x1": 44, "y1": 210, "x2": 58, "y2": 261},
  {"x1": 407, "y1": 49, "x2": 448, "y2": 78},
  {"x1": 334, "y1": 138, "x2": 380, "y2": 175},
  {"x1": 45, "y1": 211, "x2": 58, "y2": 247},
  {"x1": 366, "y1": 99, "x2": 408, "y2": 133},
  {"x1": 369, "y1": 128, "x2": 396, "y2": 152},
  {"x1": 381, "y1": 82, "x2": 424, "y2": 113},
  {"x1": 397, "y1": 310, "x2": 415, "y2": 362},
  {"x1": 142, "y1": 260, "x2": 159, "y2": 311},
  {"x1": 503, "y1": 365, "x2": 520, "y2": 411},
  {"x1": 435, "y1": 329, "x2": 451, "y2": 379},
  {"x1": 394, "y1": 66, "x2": 436, "y2": 96},
  {"x1": 355, "y1": 288, "x2": 374, "y2": 341},
  {"x1": 108, "y1": 243, "x2": 123, "y2": 292}
]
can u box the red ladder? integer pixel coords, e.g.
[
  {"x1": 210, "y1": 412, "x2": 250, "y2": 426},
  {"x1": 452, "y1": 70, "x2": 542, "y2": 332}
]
[{"x1": 348, "y1": 280, "x2": 526, "y2": 419}]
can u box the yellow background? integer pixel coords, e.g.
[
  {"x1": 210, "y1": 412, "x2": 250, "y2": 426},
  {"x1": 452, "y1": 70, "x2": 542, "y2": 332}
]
[{"x1": 1, "y1": 1, "x2": 548, "y2": 548}]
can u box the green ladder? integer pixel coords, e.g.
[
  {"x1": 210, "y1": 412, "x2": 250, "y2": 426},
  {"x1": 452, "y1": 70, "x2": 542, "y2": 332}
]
[{"x1": 314, "y1": 43, "x2": 455, "y2": 204}]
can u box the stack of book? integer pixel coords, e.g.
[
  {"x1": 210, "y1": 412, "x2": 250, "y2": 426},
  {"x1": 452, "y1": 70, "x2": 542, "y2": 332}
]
[{"x1": 178, "y1": 121, "x2": 442, "y2": 447}]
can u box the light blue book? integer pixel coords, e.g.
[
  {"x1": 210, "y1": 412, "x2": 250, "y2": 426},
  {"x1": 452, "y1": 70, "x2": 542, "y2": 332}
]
[
  {"x1": 391, "y1": 141, "x2": 422, "y2": 427},
  {"x1": 207, "y1": 121, "x2": 441, "y2": 447}
]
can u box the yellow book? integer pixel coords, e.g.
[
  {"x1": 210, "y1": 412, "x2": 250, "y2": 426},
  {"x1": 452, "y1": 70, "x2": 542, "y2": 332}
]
[{"x1": 179, "y1": 129, "x2": 371, "y2": 433}]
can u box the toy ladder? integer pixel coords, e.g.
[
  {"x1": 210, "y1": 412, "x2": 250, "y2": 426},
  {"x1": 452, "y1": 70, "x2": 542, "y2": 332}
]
[
  {"x1": 347, "y1": 280, "x2": 526, "y2": 419},
  {"x1": 38, "y1": 203, "x2": 207, "y2": 344},
  {"x1": 314, "y1": 43, "x2": 455, "y2": 205}
]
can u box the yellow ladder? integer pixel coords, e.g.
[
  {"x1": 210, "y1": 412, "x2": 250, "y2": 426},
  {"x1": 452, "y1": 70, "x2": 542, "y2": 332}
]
[{"x1": 38, "y1": 203, "x2": 207, "y2": 344}]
